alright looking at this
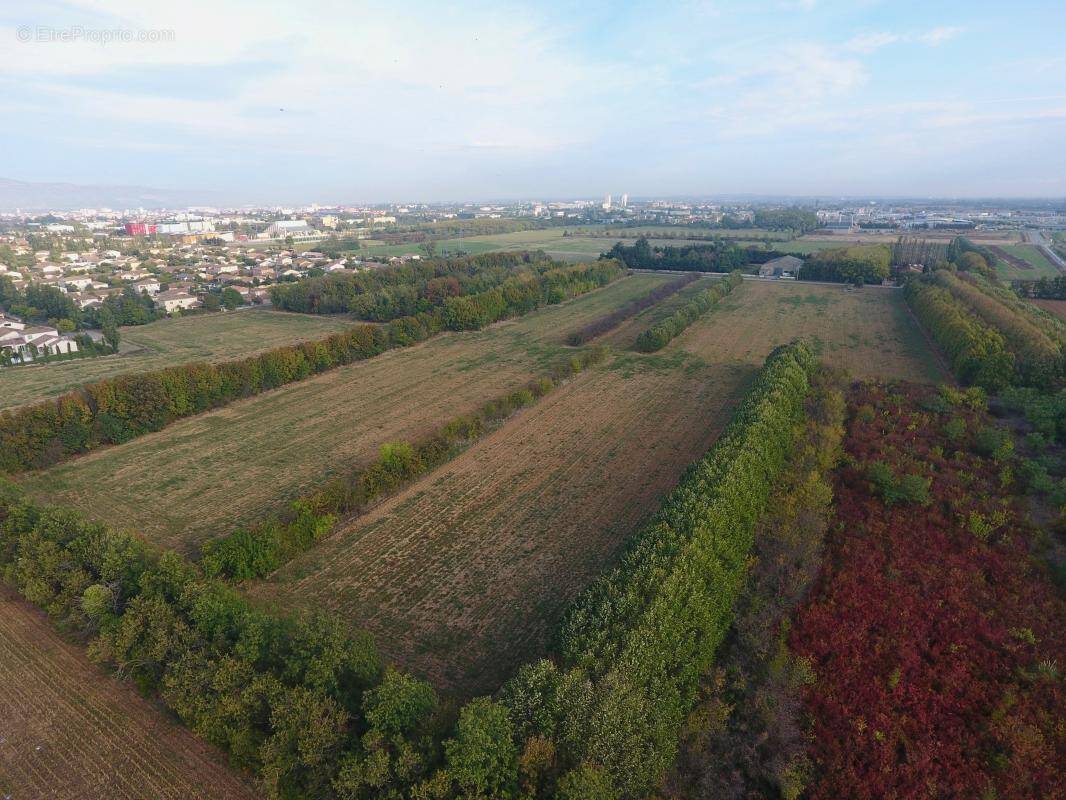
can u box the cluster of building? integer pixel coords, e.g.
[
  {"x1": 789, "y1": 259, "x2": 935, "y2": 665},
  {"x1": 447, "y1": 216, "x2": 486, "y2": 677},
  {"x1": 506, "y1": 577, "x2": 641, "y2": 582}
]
[{"x1": 0, "y1": 311, "x2": 82, "y2": 361}]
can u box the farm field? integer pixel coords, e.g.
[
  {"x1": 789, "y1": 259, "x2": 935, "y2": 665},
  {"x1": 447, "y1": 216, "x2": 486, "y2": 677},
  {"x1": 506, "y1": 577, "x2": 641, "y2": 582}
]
[
  {"x1": 357, "y1": 228, "x2": 727, "y2": 262},
  {"x1": 0, "y1": 308, "x2": 352, "y2": 410},
  {"x1": 248, "y1": 279, "x2": 941, "y2": 697},
  {"x1": 991, "y1": 243, "x2": 1059, "y2": 279},
  {"x1": 684, "y1": 280, "x2": 945, "y2": 381},
  {"x1": 0, "y1": 587, "x2": 255, "y2": 800},
  {"x1": 1031, "y1": 298, "x2": 1066, "y2": 319},
  {"x1": 18, "y1": 274, "x2": 676, "y2": 553},
  {"x1": 598, "y1": 274, "x2": 720, "y2": 349}
]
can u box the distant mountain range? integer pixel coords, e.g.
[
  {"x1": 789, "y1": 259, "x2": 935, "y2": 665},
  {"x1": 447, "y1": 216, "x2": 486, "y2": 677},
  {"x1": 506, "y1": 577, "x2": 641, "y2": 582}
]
[{"x1": 0, "y1": 178, "x2": 217, "y2": 211}]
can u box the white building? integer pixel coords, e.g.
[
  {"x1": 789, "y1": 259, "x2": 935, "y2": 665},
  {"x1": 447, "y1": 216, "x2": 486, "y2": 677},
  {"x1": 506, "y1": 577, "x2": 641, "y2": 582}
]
[
  {"x1": 264, "y1": 219, "x2": 311, "y2": 237},
  {"x1": 154, "y1": 289, "x2": 202, "y2": 314}
]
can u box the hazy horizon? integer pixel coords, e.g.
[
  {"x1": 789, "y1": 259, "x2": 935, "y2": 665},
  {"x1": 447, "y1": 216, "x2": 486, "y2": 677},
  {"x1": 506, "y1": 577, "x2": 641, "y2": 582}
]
[{"x1": 4, "y1": 1, "x2": 1065, "y2": 203}]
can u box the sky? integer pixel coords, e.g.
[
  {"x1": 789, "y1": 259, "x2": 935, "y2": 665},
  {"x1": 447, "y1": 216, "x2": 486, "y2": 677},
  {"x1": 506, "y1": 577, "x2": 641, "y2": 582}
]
[{"x1": 1, "y1": 0, "x2": 1065, "y2": 203}]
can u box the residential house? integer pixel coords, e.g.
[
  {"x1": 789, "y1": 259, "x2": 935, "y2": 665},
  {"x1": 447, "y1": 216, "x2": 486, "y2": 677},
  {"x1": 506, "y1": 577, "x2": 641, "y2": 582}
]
[{"x1": 155, "y1": 289, "x2": 202, "y2": 314}]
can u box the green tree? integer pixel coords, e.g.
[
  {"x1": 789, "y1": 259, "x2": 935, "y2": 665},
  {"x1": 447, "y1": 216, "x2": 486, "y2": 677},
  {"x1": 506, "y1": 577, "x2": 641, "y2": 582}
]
[
  {"x1": 444, "y1": 698, "x2": 518, "y2": 799},
  {"x1": 202, "y1": 293, "x2": 222, "y2": 312},
  {"x1": 222, "y1": 287, "x2": 244, "y2": 310},
  {"x1": 99, "y1": 306, "x2": 120, "y2": 353}
]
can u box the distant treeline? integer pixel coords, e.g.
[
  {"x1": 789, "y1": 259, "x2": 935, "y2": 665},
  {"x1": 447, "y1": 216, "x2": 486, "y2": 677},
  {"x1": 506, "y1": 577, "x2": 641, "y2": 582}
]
[
  {"x1": 635, "y1": 270, "x2": 744, "y2": 351},
  {"x1": 270, "y1": 251, "x2": 548, "y2": 314},
  {"x1": 0, "y1": 259, "x2": 623, "y2": 473},
  {"x1": 201, "y1": 347, "x2": 608, "y2": 580},
  {"x1": 565, "y1": 273, "x2": 698, "y2": 346},
  {"x1": 602, "y1": 237, "x2": 779, "y2": 272},
  {"x1": 797, "y1": 245, "x2": 892, "y2": 284}
]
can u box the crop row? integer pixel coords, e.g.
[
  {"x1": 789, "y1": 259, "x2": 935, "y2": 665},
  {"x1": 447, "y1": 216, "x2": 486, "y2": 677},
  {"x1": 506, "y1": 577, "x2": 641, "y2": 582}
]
[
  {"x1": 634, "y1": 270, "x2": 743, "y2": 352},
  {"x1": 564, "y1": 273, "x2": 697, "y2": 346},
  {"x1": 0, "y1": 260, "x2": 623, "y2": 474}
]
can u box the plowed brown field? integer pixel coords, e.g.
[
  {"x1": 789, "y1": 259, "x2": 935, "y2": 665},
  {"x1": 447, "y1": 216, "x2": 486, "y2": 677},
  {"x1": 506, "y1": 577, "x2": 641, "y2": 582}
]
[{"x1": 0, "y1": 588, "x2": 255, "y2": 800}]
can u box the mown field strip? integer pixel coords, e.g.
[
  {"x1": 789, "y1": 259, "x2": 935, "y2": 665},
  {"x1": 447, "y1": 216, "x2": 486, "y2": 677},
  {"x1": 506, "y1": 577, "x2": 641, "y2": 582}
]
[
  {"x1": 0, "y1": 308, "x2": 353, "y2": 410},
  {"x1": 0, "y1": 589, "x2": 256, "y2": 800}
]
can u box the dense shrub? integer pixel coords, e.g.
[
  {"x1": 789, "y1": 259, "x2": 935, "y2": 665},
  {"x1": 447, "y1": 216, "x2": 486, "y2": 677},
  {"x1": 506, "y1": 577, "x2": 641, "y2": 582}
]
[
  {"x1": 634, "y1": 271, "x2": 742, "y2": 352},
  {"x1": 790, "y1": 382, "x2": 1066, "y2": 799}
]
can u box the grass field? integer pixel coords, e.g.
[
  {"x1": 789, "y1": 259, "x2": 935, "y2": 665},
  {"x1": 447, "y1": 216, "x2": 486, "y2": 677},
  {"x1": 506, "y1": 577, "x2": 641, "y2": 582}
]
[
  {"x1": 1031, "y1": 299, "x2": 1066, "y2": 320},
  {"x1": 992, "y1": 244, "x2": 1059, "y2": 280},
  {"x1": 0, "y1": 587, "x2": 254, "y2": 800},
  {"x1": 246, "y1": 279, "x2": 943, "y2": 696},
  {"x1": 19, "y1": 274, "x2": 676, "y2": 553},
  {"x1": 0, "y1": 308, "x2": 352, "y2": 410},
  {"x1": 356, "y1": 228, "x2": 732, "y2": 262}
]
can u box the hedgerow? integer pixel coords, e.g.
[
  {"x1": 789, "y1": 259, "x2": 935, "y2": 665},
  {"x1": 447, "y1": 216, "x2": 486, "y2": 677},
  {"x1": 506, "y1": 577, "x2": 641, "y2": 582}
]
[
  {"x1": 201, "y1": 346, "x2": 609, "y2": 581},
  {"x1": 904, "y1": 278, "x2": 1015, "y2": 389},
  {"x1": 931, "y1": 270, "x2": 1063, "y2": 387},
  {"x1": 668, "y1": 366, "x2": 846, "y2": 799},
  {"x1": 0, "y1": 260, "x2": 623, "y2": 474},
  {"x1": 565, "y1": 273, "x2": 698, "y2": 346},
  {"x1": 634, "y1": 271, "x2": 743, "y2": 352},
  {"x1": 486, "y1": 340, "x2": 818, "y2": 797}
]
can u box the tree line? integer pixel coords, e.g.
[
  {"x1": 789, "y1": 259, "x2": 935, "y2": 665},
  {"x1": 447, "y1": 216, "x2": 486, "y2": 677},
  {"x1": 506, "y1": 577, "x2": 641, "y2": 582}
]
[
  {"x1": 930, "y1": 270, "x2": 1063, "y2": 387},
  {"x1": 0, "y1": 340, "x2": 817, "y2": 800},
  {"x1": 201, "y1": 347, "x2": 609, "y2": 581},
  {"x1": 634, "y1": 271, "x2": 743, "y2": 352},
  {"x1": 0, "y1": 260, "x2": 623, "y2": 474},
  {"x1": 269, "y1": 252, "x2": 555, "y2": 315},
  {"x1": 602, "y1": 238, "x2": 768, "y2": 272},
  {"x1": 565, "y1": 274, "x2": 698, "y2": 346},
  {"x1": 796, "y1": 245, "x2": 892, "y2": 284}
]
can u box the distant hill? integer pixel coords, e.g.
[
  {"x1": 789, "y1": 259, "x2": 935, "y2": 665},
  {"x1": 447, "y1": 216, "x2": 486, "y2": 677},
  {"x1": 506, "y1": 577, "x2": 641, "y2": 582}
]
[{"x1": 0, "y1": 177, "x2": 216, "y2": 211}]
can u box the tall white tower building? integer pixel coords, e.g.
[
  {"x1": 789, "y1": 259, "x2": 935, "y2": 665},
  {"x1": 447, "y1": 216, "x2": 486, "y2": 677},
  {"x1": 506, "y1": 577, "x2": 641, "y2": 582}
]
[
  {"x1": 620, "y1": 193, "x2": 628, "y2": 208},
  {"x1": 602, "y1": 194, "x2": 612, "y2": 210}
]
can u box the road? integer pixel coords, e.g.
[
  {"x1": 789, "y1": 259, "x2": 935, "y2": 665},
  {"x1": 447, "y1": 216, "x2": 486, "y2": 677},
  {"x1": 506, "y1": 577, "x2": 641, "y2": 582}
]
[{"x1": 1025, "y1": 230, "x2": 1066, "y2": 272}]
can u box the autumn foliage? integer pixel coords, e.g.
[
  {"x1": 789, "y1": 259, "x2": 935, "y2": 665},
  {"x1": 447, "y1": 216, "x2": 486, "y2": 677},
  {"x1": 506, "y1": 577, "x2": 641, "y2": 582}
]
[{"x1": 790, "y1": 382, "x2": 1066, "y2": 800}]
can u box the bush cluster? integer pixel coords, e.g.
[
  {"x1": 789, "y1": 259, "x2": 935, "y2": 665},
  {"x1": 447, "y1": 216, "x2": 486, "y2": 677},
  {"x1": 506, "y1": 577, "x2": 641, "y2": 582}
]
[{"x1": 634, "y1": 271, "x2": 743, "y2": 352}]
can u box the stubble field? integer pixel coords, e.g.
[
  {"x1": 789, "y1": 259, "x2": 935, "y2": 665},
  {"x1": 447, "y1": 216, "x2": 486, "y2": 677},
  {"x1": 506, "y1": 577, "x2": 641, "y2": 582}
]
[
  {"x1": 0, "y1": 308, "x2": 352, "y2": 410},
  {"x1": 0, "y1": 587, "x2": 255, "y2": 800}
]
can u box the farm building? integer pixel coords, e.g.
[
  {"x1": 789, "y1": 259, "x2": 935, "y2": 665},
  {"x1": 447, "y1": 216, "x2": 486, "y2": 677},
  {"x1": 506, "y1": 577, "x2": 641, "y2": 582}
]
[{"x1": 759, "y1": 254, "x2": 803, "y2": 278}]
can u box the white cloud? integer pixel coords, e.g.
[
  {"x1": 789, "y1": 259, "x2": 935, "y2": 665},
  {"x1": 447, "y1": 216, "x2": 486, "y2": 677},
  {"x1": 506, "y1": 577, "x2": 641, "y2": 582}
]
[{"x1": 845, "y1": 25, "x2": 963, "y2": 53}]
